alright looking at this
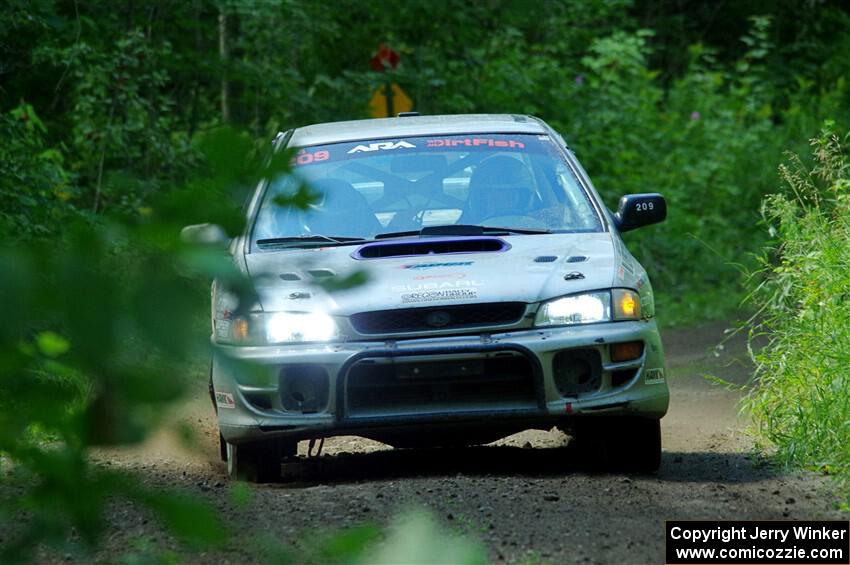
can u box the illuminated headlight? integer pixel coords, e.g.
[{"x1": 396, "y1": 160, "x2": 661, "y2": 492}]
[
  {"x1": 535, "y1": 289, "x2": 642, "y2": 327},
  {"x1": 535, "y1": 292, "x2": 610, "y2": 326},
  {"x1": 217, "y1": 312, "x2": 338, "y2": 344},
  {"x1": 265, "y1": 312, "x2": 337, "y2": 343}
]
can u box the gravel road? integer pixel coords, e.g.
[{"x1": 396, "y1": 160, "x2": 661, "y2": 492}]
[{"x1": 94, "y1": 321, "x2": 845, "y2": 563}]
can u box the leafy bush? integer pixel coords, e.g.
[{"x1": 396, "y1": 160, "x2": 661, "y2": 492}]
[
  {"x1": 743, "y1": 121, "x2": 850, "y2": 494},
  {"x1": 5, "y1": 4, "x2": 850, "y2": 324},
  {"x1": 0, "y1": 129, "x2": 265, "y2": 560},
  {"x1": 0, "y1": 127, "x2": 484, "y2": 562},
  {"x1": 0, "y1": 103, "x2": 75, "y2": 238},
  {"x1": 562, "y1": 20, "x2": 791, "y2": 322}
]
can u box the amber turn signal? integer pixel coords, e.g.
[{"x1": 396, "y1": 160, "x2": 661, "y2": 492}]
[
  {"x1": 232, "y1": 318, "x2": 250, "y2": 342},
  {"x1": 613, "y1": 288, "x2": 641, "y2": 320},
  {"x1": 610, "y1": 340, "x2": 644, "y2": 362}
]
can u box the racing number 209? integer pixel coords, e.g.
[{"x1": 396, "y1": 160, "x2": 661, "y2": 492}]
[
  {"x1": 635, "y1": 202, "x2": 655, "y2": 212},
  {"x1": 295, "y1": 150, "x2": 330, "y2": 165}
]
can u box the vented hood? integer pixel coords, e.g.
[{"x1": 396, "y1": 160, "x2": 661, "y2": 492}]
[
  {"x1": 244, "y1": 233, "x2": 621, "y2": 315},
  {"x1": 352, "y1": 236, "x2": 509, "y2": 259}
]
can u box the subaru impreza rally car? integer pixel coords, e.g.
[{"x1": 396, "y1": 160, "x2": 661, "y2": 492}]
[{"x1": 193, "y1": 114, "x2": 669, "y2": 481}]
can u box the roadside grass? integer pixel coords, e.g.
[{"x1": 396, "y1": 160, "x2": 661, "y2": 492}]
[{"x1": 742, "y1": 122, "x2": 850, "y2": 504}]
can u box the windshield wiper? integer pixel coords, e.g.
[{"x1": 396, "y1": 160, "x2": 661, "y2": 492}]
[
  {"x1": 256, "y1": 235, "x2": 367, "y2": 248},
  {"x1": 479, "y1": 225, "x2": 551, "y2": 235},
  {"x1": 375, "y1": 224, "x2": 550, "y2": 239}
]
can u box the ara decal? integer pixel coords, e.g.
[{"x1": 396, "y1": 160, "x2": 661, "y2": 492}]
[{"x1": 347, "y1": 140, "x2": 416, "y2": 154}]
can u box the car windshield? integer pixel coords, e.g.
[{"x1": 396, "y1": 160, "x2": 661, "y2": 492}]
[{"x1": 252, "y1": 133, "x2": 602, "y2": 247}]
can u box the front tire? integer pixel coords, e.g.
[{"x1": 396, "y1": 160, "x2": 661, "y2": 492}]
[
  {"x1": 225, "y1": 439, "x2": 296, "y2": 482},
  {"x1": 573, "y1": 417, "x2": 661, "y2": 473}
]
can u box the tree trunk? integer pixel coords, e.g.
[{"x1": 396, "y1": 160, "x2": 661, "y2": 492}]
[{"x1": 218, "y1": 9, "x2": 230, "y2": 123}]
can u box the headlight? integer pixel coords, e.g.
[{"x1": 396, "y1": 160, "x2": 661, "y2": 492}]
[
  {"x1": 535, "y1": 292, "x2": 611, "y2": 326},
  {"x1": 217, "y1": 311, "x2": 338, "y2": 344},
  {"x1": 266, "y1": 312, "x2": 337, "y2": 343},
  {"x1": 534, "y1": 289, "x2": 641, "y2": 327}
]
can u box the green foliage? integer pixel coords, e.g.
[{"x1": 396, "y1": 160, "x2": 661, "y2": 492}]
[
  {"x1": 743, "y1": 122, "x2": 850, "y2": 495},
  {"x1": 0, "y1": 128, "x2": 265, "y2": 561},
  {"x1": 358, "y1": 510, "x2": 486, "y2": 565},
  {"x1": 4, "y1": 1, "x2": 850, "y2": 323},
  {"x1": 0, "y1": 103, "x2": 73, "y2": 238},
  {"x1": 0, "y1": 127, "x2": 457, "y2": 563},
  {"x1": 51, "y1": 28, "x2": 190, "y2": 213},
  {"x1": 228, "y1": 509, "x2": 486, "y2": 564}
]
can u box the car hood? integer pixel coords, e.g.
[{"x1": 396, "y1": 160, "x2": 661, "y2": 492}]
[{"x1": 245, "y1": 233, "x2": 620, "y2": 315}]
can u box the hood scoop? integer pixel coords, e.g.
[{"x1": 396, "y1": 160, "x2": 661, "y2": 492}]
[{"x1": 352, "y1": 236, "x2": 509, "y2": 260}]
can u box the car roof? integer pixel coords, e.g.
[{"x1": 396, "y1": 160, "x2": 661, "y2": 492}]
[{"x1": 288, "y1": 114, "x2": 549, "y2": 147}]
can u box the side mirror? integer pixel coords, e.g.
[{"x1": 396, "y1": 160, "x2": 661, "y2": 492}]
[
  {"x1": 613, "y1": 193, "x2": 667, "y2": 232},
  {"x1": 180, "y1": 223, "x2": 229, "y2": 245}
]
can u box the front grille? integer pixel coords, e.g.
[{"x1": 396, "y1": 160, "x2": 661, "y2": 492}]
[
  {"x1": 350, "y1": 302, "x2": 526, "y2": 334},
  {"x1": 345, "y1": 354, "x2": 537, "y2": 417}
]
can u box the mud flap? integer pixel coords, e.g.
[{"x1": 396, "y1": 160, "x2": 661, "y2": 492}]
[{"x1": 208, "y1": 363, "x2": 217, "y2": 414}]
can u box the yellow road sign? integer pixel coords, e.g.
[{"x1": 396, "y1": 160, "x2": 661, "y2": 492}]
[{"x1": 370, "y1": 83, "x2": 413, "y2": 118}]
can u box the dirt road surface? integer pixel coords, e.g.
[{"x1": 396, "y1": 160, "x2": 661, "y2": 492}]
[{"x1": 96, "y1": 321, "x2": 845, "y2": 563}]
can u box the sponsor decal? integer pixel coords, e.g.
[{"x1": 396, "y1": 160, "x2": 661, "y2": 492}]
[
  {"x1": 401, "y1": 289, "x2": 478, "y2": 303},
  {"x1": 425, "y1": 138, "x2": 526, "y2": 149},
  {"x1": 215, "y1": 391, "x2": 236, "y2": 409},
  {"x1": 644, "y1": 368, "x2": 665, "y2": 385},
  {"x1": 412, "y1": 273, "x2": 467, "y2": 280},
  {"x1": 347, "y1": 140, "x2": 416, "y2": 154},
  {"x1": 391, "y1": 279, "x2": 483, "y2": 293},
  {"x1": 400, "y1": 261, "x2": 473, "y2": 270},
  {"x1": 214, "y1": 319, "x2": 231, "y2": 338}
]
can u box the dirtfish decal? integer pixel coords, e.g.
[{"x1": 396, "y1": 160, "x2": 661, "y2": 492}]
[
  {"x1": 426, "y1": 138, "x2": 525, "y2": 149},
  {"x1": 348, "y1": 140, "x2": 416, "y2": 154}
]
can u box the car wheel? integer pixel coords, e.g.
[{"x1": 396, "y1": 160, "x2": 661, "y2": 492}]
[
  {"x1": 224, "y1": 439, "x2": 296, "y2": 482},
  {"x1": 573, "y1": 417, "x2": 661, "y2": 473}
]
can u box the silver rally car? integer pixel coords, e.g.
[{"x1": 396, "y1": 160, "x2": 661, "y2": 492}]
[{"x1": 193, "y1": 114, "x2": 669, "y2": 481}]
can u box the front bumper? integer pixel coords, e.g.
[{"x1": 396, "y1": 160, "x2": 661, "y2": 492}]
[{"x1": 212, "y1": 320, "x2": 669, "y2": 444}]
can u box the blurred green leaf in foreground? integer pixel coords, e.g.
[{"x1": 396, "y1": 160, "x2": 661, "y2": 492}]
[
  {"x1": 0, "y1": 125, "x2": 484, "y2": 564},
  {"x1": 0, "y1": 127, "x2": 265, "y2": 561}
]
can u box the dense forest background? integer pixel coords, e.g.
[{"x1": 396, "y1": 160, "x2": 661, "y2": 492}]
[{"x1": 3, "y1": 0, "x2": 850, "y2": 320}]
